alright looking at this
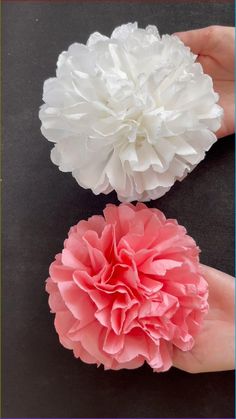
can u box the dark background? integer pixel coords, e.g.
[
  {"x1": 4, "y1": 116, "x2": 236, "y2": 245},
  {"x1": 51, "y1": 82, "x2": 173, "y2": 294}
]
[{"x1": 2, "y1": 1, "x2": 234, "y2": 418}]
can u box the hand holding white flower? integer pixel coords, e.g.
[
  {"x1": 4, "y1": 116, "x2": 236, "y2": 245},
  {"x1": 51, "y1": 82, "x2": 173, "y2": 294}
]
[{"x1": 39, "y1": 23, "x2": 222, "y2": 202}]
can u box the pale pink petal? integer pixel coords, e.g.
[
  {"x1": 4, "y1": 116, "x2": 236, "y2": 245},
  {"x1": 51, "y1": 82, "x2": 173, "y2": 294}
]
[
  {"x1": 103, "y1": 329, "x2": 125, "y2": 354},
  {"x1": 153, "y1": 340, "x2": 173, "y2": 372},
  {"x1": 75, "y1": 321, "x2": 113, "y2": 368},
  {"x1": 94, "y1": 306, "x2": 112, "y2": 328},
  {"x1": 139, "y1": 258, "x2": 183, "y2": 276},
  {"x1": 61, "y1": 248, "x2": 85, "y2": 269},
  {"x1": 46, "y1": 279, "x2": 67, "y2": 312},
  {"x1": 73, "y1": 342, "x2": 99, "y2": 365},
  {"x1": 58, "y1": 281, "x2": 95, "y2": 322},
  {"x1": 111, "y1": 356, "x2": 145, "y2": 370},
  {"x1": 49, "y1": 260, "x2": 75, "y2": 283},
  {"x1": 116, "y1": 331, "x2": 149, "y2": 363}
]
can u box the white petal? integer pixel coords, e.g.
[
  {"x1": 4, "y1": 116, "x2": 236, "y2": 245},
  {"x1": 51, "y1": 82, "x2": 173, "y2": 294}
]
[
  {"x1": 87, "y1": 32, "x2": 109, "y2": 47},
  {"x1": 145, "y1": 25, "x2": 160, "y2": 39},
  {"x1": 111, "y1": 22, "x2": 138, "y2": 40}
]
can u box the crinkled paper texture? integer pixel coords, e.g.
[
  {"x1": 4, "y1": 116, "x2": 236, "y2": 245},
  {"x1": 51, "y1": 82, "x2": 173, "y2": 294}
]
[
  {"x1": 46, "y1": 203, "x2": 209, "y2": 372},
  {"x1": 39, "y1": 23, "x2": 223, "y2": 201}
]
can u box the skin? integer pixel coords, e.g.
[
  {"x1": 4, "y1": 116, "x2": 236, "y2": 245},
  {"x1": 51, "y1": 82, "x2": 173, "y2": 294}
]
[
  {"x1": 175, "y1": 26, "x2": 235, "y2": 139},
  {"x1": 173, "y1": 265, "x2": 235, "y2": 373},
  {"x1": 171, "y1": 26, "x2": 235, "y2": 374}
]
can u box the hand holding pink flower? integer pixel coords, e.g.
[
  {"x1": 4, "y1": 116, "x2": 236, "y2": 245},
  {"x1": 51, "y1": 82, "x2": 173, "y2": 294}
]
[
  {"x1": 46, "y1": 203, "x2": 208, "y2": 372},
  {"x1": 173, "y1": 264, "x2": 235, "y2": 373}
]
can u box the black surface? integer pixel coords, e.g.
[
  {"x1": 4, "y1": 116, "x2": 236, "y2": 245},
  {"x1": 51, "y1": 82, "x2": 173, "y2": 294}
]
[{"x1": 2, "y1": 1, "x2": 235, "y2": 418}]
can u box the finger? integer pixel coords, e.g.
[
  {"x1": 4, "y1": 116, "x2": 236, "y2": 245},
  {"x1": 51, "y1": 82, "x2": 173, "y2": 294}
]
[
  {"x1": 200, "y1": 264, "x2": 235, "y2": 287},
  {"x1": 200, "y1": 264, "x2": 235, "y2": 311},
  {"x1": 173, "y1": 325, "x2": 235, "y2": 373},
  {"x1": 174, "y1": 26, "x2": 217, "y2": 55}
]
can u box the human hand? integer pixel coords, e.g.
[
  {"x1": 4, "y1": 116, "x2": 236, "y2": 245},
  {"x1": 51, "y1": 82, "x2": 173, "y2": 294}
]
[
  {"x1": 175, "y1": 26, "x2": 235, "y2": 139},
  {"x1": 173, "y1": 264, "x2": 235, "y2": 373}
]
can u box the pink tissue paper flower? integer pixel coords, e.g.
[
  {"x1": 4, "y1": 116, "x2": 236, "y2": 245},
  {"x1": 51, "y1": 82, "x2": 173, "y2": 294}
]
[{"x1": 46, "y1": 203, "x2": 208, "y2": 372}]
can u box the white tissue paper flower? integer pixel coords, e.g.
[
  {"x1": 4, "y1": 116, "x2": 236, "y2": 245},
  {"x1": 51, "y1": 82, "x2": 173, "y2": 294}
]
[{"x1": 39, "y1": 22, "x2": 223, "y2": 202}]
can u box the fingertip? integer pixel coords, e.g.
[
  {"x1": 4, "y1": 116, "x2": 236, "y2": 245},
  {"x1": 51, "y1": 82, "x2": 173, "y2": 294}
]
[
  {"x1": 173, "y1": 31, "x2": 184, "y2": 37},
  {"x1": 173, "y1": 32, "x2": 186, "y2": 42},
  {"x1": 199, "y1": 263, "x2": 207, "y2": 275},
  {"x1": 172, "y1": 27, "x2": 212, "y2": 54},
  {"x1": 173, "y1": 31, "x2": 196, "y2": 53}
]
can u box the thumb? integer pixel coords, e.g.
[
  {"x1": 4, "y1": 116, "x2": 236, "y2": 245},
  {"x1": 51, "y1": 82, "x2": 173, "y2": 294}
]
[{"x1": 174, "y1": 26, "x2": 215, "y2": 55}]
